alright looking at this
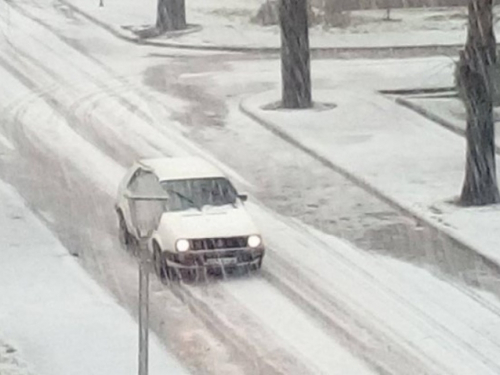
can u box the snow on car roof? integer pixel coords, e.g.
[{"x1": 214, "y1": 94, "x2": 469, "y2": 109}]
[{"x1": 139, "y1": 157, "x2": 226, "y2": 181}]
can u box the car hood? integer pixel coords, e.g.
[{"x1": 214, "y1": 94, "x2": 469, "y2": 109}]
[{"x1": 158, "y1": 205, "x2": 259, "y2": 240}]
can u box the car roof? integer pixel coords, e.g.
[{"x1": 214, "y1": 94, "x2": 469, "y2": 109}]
[{"x1": 138, "y1": 157, "x2": 226, "y2": 181}]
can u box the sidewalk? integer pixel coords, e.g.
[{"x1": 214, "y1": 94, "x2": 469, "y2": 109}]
[
  {"x1": 0, "y1": 180, "x2": 189, "y2": 375},
  {"x1": 240, "y1": 89, "x2": 500, "y2": 269},
  {"x1": 59, "y1": 0, "x2": 476, "y2": 51}
]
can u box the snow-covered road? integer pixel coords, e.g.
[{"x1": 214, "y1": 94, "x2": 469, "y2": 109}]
[{"x1": 1, "y1": 1, "x2": 500, "y2": 374}]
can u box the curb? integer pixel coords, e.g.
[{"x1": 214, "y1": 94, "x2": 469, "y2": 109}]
[
  {"x1": 396, "y1": 96, "x2": 466, "y2": 138},
  {"x1": 61, "y1": 0, "x2": 472, "y2": 57},
  {"x1": 123, "y1": 23, "x2": 204, "y2": 40},
  {"x1": 380, "y1": 87, "x2": 455, "y2": 96},
  {"x1": 239, "y1": 95, "x2": 500, "y2": 275},
  {"x1": 396, "y1": 96, "x2": 500, "y2": 155},
  {"x1": 59, "y1": 0, "x2": 210, "y2": 49}
]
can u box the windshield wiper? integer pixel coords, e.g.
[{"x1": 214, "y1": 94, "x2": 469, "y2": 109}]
[{"x1": 169, "y1": 190, "x2": 200, "y2": 211}]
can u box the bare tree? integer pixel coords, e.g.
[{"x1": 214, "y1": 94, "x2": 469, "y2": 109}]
[
  {"x1": 279, "y1": 0, "x2": 312, "y2": 109},
  {"x1": 458, "y1": 0, "x2": 499, "y2": 205},
  {"x1": 157, "y1": 0, "x2": 186, "y2": 32}
]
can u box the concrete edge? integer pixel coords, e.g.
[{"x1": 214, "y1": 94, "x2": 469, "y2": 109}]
[
  {"x1": 380, "y1": 87, "x2": 455, "y2": 96},
  {"x1": 396, "y1": 96, "x2": 500, "y2": 155},
  {"x1": 396, "y1": 96, "x2": 466, "y2": 138},
  {"x1": 239, "y1": 93, "x2": 500, "y2": 274},
  {"x1": 59, "y1": 0, "x2": 227, "y2": 51},
  {"x1": 59, "y1": 0, "x2": 475, "y2": 55}
]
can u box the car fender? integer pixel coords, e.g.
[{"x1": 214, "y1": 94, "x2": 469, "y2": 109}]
[{"x1": 150, "y1": 232, "x2": 170, "y2": 255}]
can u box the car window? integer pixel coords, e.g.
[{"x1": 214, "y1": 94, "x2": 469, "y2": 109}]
[{"x1": 161, "y1": 178, "x2": 238, "y2": 211}]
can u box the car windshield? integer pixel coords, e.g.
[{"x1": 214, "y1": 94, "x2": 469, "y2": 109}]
[{"x1": 161, "y1": 178, "x2": 238, "y2": 212}]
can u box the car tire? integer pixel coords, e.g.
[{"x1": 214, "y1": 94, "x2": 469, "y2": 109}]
[
  {"x1": 117, "y1": 210, "x2": 132, "y2": 249},
  {"x1": 153, "y1": 243, "x2": 168, "y2": 283}
]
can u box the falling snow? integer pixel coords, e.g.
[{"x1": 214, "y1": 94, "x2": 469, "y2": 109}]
[{"x1": 2, "y1": 1, "x2": 500, "y2": 374}]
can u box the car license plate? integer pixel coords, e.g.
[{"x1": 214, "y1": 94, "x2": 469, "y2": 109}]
[{"x1": 206, "y1": 258, "x2": 237, "y2": 266}]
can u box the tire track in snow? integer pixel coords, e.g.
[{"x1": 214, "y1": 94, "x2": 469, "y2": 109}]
[
  {"x1": 248, "y1": 204, "x2": 500, "y2": 375},
  {"x1": 3, "y1": 0, "x2": 254, "y2": 191},
  {"x1": 0, "y1": 37, "x2": 319, "y2": 375},
  {"x1": 0, "y1": 56, "x2": 252, "y2": 375},
  {"x1": 0, "y1": 20, "x2": 374, "y2": 372},
  {"x1": 0, "y1": 56, "x2": 463, "y2": 375},
  {"x1": 0, "y1": 53, "x2": 458, "y2": 375}
]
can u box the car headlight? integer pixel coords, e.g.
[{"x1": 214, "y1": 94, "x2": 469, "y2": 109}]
[
  {"x1": 176, "y1": 239, "x2": 190, "y2": 252},
  {"x1": 247, "y1": 235, "x2": 262, "y2": 248}
]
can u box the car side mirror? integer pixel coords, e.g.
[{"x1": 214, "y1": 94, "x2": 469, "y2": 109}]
[{"x1": 238, "y1": 193, "x2": 248, "y2": 202}]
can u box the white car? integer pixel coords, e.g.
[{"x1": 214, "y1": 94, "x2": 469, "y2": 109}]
[{"x1": 115, "y1": 157, "x2": 265, "y2": 279}]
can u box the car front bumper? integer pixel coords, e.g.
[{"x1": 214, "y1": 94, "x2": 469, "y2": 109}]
[{"x1": 165, "y1": 247, "x2": 265, "y2": 270}]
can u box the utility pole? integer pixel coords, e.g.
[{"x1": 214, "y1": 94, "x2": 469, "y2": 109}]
[
  {"x1": 125, "y1": 183, "x2": 170, "y2": 375},
  {"x1": 138, "y1": 240, "x2": 149, "y2": 375}
]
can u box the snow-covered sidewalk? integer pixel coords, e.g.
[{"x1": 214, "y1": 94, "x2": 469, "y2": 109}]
[
  {"x1": 241, "y1": 89, "x2": 500, "y2": 269},
  {"x1": 397, "y1": 95, "x2": 500, "y2": 151},
  {"x1": 59, "y1": 0, "x2": 474, "y2": 50},
  {"x1": 0, "y1": 180, "x2": 189, "y2": 375}
]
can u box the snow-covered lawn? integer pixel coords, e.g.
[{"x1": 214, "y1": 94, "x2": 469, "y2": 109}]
[{"x1": 60, "y1": 0, "x2": 495, "y2": 48}]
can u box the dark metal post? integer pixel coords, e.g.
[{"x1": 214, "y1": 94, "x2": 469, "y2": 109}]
[
  {"x1": 125, "y1": 183, "x2": 169, "y2": 375},
  {"x1": 138, "y1": 239, "x2": 149, "y2": 375}
]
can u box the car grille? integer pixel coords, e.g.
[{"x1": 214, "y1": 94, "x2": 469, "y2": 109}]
[{"x1": 190, "y1": 237, "x2": 248, "y2": 251}]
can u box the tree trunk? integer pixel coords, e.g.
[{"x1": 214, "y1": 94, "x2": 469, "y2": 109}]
[
  {"x1": 279, "y1": 0, "x2": 312, "y2": 109},
  {"x1": 465, "y1": 0, "x2": 496, "y2": 92},
  {"x1": 156, "y1": 0, "x2": 186, "y2": 32},
  {"x1": 459, "y1": 0, "x2": 499, "y2": 206}
]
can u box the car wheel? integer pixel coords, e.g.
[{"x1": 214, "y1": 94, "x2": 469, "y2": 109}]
[
  {"x1": 117, "y1": 210, "x2": 132, "y2": 249},
  {"x1": 153, "y1": 243, "x2": 168, "y2": 283},
  {"x1": 180, "y1": 269, "x2": 197, "y2": 283}
]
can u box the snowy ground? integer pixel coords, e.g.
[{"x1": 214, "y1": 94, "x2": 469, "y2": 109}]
[
  {"x1": 60, "y1": 0, "x2": 487, "y2": 48},
  {"x1": 0, "y1": 179, "x2": 190, "y2": 375},
  {"x1": 2, "y1": 0, "x2": 500, "y2": 374},
  {"x1": 399, "y1": 94, "x2": 500, "y2": 146},
  {"x1": 241, "y1": 88, "x2": 500, "y2": 273},
  {"x1": 0, "y1": 340, "x2": 33, "y2": 375}
]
